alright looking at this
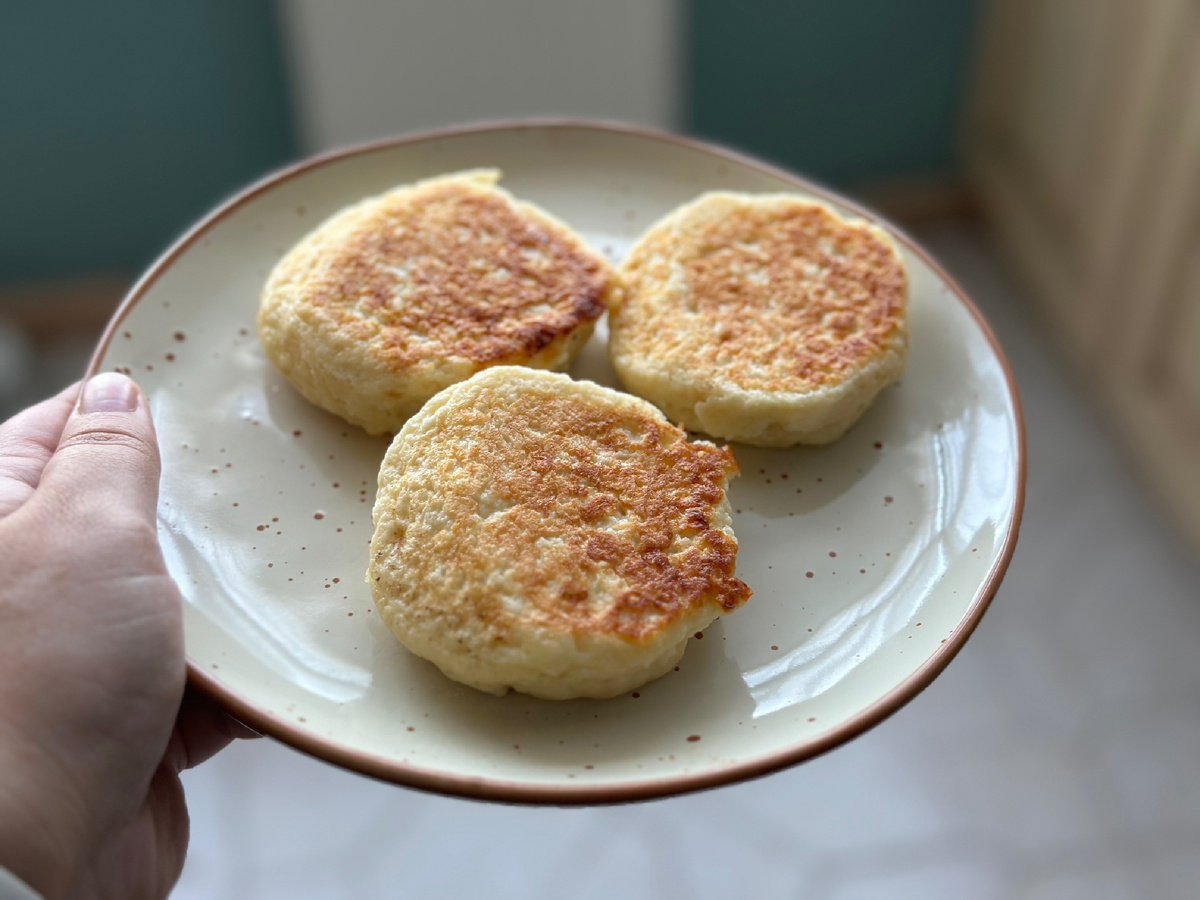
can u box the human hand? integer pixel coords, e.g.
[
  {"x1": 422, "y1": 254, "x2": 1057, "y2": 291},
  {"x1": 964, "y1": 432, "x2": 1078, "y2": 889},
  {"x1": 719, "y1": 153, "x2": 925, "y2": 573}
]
[{"x1": 0, "y1": 374, "x2": 255, "y2": 899}]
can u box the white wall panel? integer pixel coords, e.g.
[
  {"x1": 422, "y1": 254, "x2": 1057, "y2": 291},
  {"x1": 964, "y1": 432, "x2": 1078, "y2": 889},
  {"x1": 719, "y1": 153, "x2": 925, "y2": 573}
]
[{"x1": 278, "y1": 0, "x2": 681, "y2": 152}]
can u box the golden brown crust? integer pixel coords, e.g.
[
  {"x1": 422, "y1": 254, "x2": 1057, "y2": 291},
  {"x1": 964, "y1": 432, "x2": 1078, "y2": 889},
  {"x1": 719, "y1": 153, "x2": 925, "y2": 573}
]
[
  {"x1": 617, "y1": 194, "x2": 905, "y2": 393},
  {"x1": 367, "y1": 368, "x2": 750, "y2": 697},
  {"x1": 301, "y1": 179, "x2": 609, "y2": 365},
  {"x1": 371, "y1": 370, "x2": 749, "y2": 643},
  {"x1": 258, "y1": 171, "x2": 617, "y2": 433}
]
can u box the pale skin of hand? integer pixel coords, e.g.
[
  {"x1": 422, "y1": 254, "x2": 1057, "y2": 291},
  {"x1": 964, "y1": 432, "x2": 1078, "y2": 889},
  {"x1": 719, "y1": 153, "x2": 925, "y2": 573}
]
[{"x1": 0, "y1": 374, "x2": 256, "y2": 899}]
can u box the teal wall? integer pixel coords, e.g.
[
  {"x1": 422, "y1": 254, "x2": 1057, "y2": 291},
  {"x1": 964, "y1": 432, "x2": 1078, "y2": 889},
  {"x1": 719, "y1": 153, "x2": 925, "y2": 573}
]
[
  {"x1": 1, "y1": 2, "x2": 979, "y2": 284},
  {"x1": 685, "y1": 0, "x2": 980, "y2": 187},
  {"x1": 0, "y1": 1, "x2": 296, "y2": 282}
]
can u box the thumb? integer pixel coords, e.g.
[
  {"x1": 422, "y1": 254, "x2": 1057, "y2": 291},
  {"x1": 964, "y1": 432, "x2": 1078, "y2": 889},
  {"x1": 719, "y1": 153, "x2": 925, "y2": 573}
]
[{"x1": 37, "y1": 372, "x2": 161, "y2": 527}]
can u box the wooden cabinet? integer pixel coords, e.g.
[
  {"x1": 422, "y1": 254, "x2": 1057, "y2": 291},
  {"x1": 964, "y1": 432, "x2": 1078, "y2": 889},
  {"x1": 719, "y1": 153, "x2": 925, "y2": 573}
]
[{"x1": 966, "y1": 0, "x2": 1200, "y2": 550}]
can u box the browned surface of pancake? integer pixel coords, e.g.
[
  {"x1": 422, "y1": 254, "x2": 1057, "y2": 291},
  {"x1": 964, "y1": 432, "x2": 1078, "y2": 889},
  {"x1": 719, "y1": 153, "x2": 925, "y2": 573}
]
[
  {"x1": 373, "y1": 373, "x2": 749, "y2": 641},
  {"x1": 619, "y1": 197, "x2": 905, "y2": 393},
  {"x1": 258, "y1": 171, "x2": 618, "y2": 434},
  {"x1": 368, "y1": 367, "x2": 751, "y2": 697},
  {"x1": 302, "y1": 179, "x2": 610, "y2": 366}
]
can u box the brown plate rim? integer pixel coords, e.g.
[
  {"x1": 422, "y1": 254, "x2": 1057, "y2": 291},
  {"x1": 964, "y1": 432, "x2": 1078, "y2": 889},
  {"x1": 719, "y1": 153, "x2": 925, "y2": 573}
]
[{"x1": 85, "y1": 118, "x2": 1026, "y2": 806}]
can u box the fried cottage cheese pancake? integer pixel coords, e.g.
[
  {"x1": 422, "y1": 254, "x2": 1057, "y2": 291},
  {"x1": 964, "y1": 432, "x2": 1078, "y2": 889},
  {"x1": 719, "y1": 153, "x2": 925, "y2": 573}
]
[
  {"x1": 609, "y1": 191, "x2": 908, "y2": 447},
  {"x1": 367, "y1": 367, "x2": 752, "y2": 699},
  {"x1": 259, "y1": 170, "x2": 618, "y2": 435}
]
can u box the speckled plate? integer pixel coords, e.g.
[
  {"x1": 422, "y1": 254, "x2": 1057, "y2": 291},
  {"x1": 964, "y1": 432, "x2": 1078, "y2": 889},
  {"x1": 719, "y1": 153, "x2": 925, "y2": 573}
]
[{"x1": 89, "y1": 122, "x2": 1024, "y2": 804}]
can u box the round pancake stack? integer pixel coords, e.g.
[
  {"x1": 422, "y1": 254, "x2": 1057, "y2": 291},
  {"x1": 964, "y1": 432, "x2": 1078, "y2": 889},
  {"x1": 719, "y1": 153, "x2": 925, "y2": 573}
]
[
  {"x1": 367, "y1": 367, "x2": 751, "y2": 699},
  {"x1": 609, "y1": 191, "x2": 908, "y2": 446},
  {"x1": 259, "y1": 170, "x2": 618, "y2": 434}
]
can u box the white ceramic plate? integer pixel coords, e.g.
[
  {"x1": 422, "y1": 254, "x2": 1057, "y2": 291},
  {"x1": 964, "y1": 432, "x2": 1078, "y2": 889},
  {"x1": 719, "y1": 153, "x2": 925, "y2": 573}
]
[{"x1": 90, "y1": 122, "x2": 1024, "y2": 803}]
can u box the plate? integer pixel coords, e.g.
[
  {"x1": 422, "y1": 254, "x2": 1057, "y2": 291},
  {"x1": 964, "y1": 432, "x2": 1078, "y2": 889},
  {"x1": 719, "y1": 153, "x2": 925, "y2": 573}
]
[{"x1": 89, "y1": 122, "x2": 1024, "y2": 803}]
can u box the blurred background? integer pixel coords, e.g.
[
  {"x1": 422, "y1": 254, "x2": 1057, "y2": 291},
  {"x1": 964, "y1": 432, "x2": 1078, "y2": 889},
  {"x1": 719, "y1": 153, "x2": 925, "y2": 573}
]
[{"x1": 3, "y1": 1, "x2": 1199, "y2": 897}]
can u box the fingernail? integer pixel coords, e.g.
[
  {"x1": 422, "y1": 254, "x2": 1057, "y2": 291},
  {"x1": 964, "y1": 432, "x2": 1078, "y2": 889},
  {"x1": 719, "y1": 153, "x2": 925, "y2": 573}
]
[{"x1": 80, "y1": 372, "x2": 139, "y2": 414}]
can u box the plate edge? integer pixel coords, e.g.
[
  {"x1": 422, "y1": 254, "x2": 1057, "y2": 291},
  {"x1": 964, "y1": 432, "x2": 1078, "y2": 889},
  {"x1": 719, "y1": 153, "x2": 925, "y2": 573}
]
[{"x1": 84, "y1": 118, "x2": 1027, "y2": 806}]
